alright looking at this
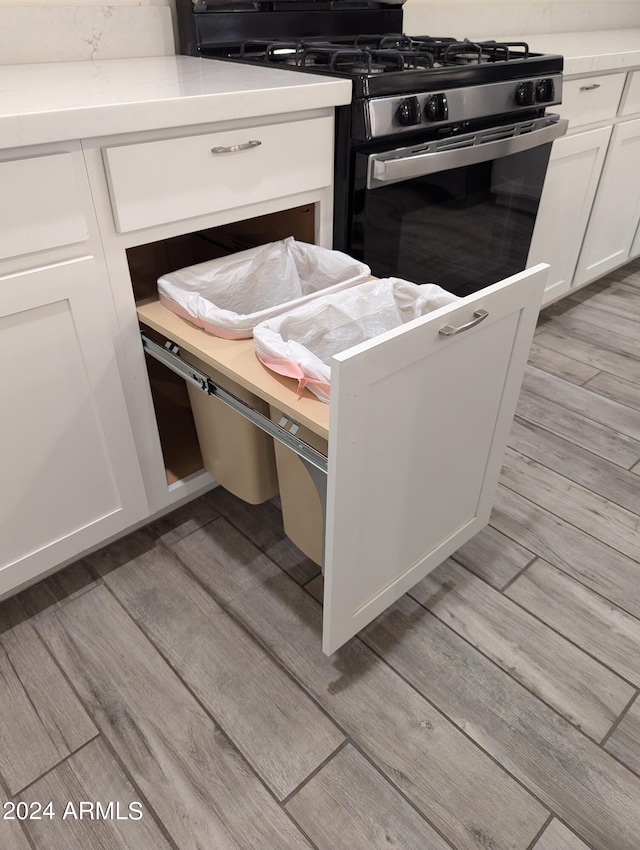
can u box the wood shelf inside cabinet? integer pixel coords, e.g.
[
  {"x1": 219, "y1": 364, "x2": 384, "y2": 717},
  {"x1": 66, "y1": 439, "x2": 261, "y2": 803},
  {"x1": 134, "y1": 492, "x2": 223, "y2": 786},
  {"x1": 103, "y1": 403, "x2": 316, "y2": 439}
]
[{"x1": 136, "y1": 299, "x2": 330, "y2": 441}]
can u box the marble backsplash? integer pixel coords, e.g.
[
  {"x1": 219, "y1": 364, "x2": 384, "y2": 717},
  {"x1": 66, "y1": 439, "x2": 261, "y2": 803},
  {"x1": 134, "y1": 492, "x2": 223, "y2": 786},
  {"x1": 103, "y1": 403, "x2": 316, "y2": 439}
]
[
  {"x1": 404, "y1": 1, "x2": 640, "y2": 38},
  {"x1": 0, "y1": 2, "x2": 638, "y2": 65},
  {"x1": 0, "y1": 5, "x2": 174, "y2": 64}
]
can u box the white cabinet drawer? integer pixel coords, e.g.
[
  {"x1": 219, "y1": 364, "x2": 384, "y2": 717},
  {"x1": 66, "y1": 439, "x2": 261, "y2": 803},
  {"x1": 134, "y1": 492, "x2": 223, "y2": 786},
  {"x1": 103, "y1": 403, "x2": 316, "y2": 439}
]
[
  {"x1": 103, "y1": 117, "x2": 334, "y2": 233},
  {"x1": 619, "y1": 70, "x2": 640, "y2": 117},
  {"x1": 0, "y1": 153, "x2": 89, "y2": 261},
  {"x1": 555, "y1": 73, "x2": 626, "y2": 129}
]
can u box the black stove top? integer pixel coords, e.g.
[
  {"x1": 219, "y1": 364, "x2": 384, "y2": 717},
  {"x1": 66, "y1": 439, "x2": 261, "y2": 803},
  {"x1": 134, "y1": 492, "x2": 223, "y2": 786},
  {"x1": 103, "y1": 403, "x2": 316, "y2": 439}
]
[
  {"x1": 215, "y1": 34, "x2": 562, "y2": 98},
  {"x1": 207, "y1": 40, "x2": 562, "y2": 103},
  {"x1": 234, "y1": 35, "x2": 533, "y2": 74}
]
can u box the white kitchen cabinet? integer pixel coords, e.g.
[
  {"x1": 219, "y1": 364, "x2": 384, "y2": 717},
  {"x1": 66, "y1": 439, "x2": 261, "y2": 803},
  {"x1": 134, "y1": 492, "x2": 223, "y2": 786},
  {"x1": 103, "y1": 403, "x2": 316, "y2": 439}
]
[
  {"x1": 138, "y1": 264, "x2": 547, "y2": 653},
  {"x1": 0, "y1": 79, "x2": 547, "y2": 650},
  {"x1": 574, "y1": 116, "x2": 640, "y2": 285},
  {"x1": 528, "y1": 126, "x2": 611, "y2": 306},
  {"x1": 0, "y1": 144, "x2": 147, "y2": 597},
  {"x1": 84, "y1": 103, "x2": 550, "y2": 653},
  {"x1": 0, "y1": 255, "x2": 147, "y2": 596},
  {"x1": 528, "y1": 62, "x2": 640, "y2": 300},
  {"x1": 0, "y1": 54, "x2": 355, "y2": 600},
  {"x1": 85, "y1": 112, "x2": 338, "y2": 515}
]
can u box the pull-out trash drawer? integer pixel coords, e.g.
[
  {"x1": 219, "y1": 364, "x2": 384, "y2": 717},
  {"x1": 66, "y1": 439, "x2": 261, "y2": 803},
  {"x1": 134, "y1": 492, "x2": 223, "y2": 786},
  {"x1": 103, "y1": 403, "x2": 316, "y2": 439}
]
[{"x1": 137, "y1": 263, "x2": 547, "y2": 654}]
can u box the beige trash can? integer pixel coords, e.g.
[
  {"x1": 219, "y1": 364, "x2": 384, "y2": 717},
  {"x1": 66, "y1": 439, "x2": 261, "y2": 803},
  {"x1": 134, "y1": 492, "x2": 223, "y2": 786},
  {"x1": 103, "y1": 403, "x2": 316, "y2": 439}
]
[
  {"x1": 269, "y1": 405, "x2": 327, "y2": 566},
  {"x1": 184, "y1": 351, "x2": 279, "y2": 505},
  {"x1": 155, "y1": 238, "x2": 368, "y2": 508}
]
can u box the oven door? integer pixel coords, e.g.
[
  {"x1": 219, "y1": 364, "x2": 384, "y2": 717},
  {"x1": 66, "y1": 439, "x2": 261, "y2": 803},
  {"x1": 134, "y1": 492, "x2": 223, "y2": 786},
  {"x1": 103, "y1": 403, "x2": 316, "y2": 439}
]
[{"x1": 352, "y1": 114, "x2": 568, "y2": 297}]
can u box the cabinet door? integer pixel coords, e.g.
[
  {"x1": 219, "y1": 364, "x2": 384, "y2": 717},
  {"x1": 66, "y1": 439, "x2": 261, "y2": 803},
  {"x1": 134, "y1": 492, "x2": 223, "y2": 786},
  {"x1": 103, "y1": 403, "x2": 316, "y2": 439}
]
[
  {"x1": 0, "y1": 257, "x2": 147, "y2": 595},
  {"x1": 575, "y1": 117, "x2": 640, "y2": 286},
  {"x1": 322, "y1": 265, "x2": 547, "y2": 654},
  {"x1": 527, "y1": 127, "x2": 611, "y2": 306}
]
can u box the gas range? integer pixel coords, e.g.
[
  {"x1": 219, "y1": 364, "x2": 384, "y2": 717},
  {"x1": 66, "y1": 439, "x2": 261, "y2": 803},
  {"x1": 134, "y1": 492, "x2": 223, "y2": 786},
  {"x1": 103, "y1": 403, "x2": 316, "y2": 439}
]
[
  {"x1": 176, "y1": 1, "x2": 566, "y2": 295},
  {"x1": 215, "y1": 34, "x2": 563, "y2": 142},
  {"x1": 178, "y1": 2, "x2": 562, "y2": 140}
]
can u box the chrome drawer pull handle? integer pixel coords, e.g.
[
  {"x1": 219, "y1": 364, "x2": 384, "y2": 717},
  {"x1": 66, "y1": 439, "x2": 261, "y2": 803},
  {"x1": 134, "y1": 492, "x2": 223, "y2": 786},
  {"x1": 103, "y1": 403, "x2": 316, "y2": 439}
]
[
  {"x1": 579, "y1": 83, "x2": 601, "y2": 91},
  {"x1": 439, "y1": 309, "x2": 489, "y2": 336},
  {"x1": 211, "y1": 139, "x2": 262, "y2": 154}
]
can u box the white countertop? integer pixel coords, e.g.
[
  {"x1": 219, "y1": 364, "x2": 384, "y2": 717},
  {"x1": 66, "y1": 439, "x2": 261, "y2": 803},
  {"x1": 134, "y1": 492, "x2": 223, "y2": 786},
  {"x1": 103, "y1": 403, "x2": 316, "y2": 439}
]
[
  {"x1": 0, "y1": 55, "x2": 353, "y2": 150},
  {"x1": 2, "y1": 32, "x2": 639, "y2": 150},
  {"x1": 499, "y1": 29, "x2": 640, "y2": 76}
]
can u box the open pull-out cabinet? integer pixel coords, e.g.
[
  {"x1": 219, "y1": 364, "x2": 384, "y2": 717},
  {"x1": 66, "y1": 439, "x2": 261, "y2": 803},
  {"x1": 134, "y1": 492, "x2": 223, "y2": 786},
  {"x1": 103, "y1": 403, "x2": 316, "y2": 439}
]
[{"x1": 138, "y1": 264, "x2": 547, "y2": 654}]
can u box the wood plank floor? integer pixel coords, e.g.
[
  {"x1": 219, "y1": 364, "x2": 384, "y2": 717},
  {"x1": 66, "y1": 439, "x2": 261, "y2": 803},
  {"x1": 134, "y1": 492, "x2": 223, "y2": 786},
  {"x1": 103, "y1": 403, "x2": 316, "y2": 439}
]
[{"x1": 2, "y1": 258, "x2": 640, "y2": 849}]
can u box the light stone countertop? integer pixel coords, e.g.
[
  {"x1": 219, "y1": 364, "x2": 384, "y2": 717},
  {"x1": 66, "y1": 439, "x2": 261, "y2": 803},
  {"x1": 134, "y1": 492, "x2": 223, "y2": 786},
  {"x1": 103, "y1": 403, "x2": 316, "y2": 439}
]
[
  {"x1": 0, "y1": 55, "x2": 352, "y2": 150},
  {"x1": 1, "y1": 31, "x2": 638, "y2": 150},
  {"x1": 494, "y1": 30, "x2": 640, "y2": 76}
]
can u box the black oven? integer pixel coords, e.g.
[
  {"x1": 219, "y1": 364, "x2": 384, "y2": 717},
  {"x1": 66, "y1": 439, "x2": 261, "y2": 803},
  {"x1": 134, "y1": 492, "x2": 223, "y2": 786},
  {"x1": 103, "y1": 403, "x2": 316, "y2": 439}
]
[
  {"x1": 350, "y1": 114, "x2": 563, "y2": 296},
  {"x1": 176, "y1": 0, "x2": 566, "y2": 297}
]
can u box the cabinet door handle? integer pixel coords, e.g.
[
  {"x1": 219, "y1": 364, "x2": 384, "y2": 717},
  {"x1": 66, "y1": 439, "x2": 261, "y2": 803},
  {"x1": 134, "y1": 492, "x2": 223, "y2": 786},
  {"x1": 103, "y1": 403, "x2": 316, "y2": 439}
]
[
  {"x1": 211, "y1": 139, "x2": 262, "y2": 154},
  {"x1": 439, "y1": 309, "x2": 489, "y2": 336},
  {"x1": 579, "y1": 83, "x2": 601, "y2": 91}
]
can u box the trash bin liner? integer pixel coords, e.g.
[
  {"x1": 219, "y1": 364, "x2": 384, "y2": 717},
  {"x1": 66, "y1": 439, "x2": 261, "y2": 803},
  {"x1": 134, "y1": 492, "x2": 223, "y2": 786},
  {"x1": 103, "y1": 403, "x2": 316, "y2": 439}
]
[
  {"x1": 253, "y1": 277, "x2": 460, "y2": 402},
  {"x1": 157, "y1": 237, "x2": 370, "y2": 339}
]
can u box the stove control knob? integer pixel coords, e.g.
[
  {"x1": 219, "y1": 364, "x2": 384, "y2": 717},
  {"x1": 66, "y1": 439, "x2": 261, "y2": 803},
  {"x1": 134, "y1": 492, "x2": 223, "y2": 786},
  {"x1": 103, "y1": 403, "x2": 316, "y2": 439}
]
[
  {"x1": 396, "y1": 96, "x2": 422, "y2": 127},
  {"x1": 515, "y1": 81, "x2": 535, "y2": 106},
  {"x1": 535, "y1": 78, "x2": 555, "y2": 103},
  {"x1": 425, "y1": 93, "x2": 449, "y2": 122}
]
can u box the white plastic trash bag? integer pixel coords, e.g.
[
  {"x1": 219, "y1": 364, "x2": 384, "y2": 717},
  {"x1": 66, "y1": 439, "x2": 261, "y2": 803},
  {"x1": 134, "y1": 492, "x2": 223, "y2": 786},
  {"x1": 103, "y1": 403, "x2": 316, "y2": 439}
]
[
  {"x1": 157, "y1": 237, "x2": 370, "y2": 339},
  {"x1": 253, "y1": 277, "x2": 461, "y2": 402}
]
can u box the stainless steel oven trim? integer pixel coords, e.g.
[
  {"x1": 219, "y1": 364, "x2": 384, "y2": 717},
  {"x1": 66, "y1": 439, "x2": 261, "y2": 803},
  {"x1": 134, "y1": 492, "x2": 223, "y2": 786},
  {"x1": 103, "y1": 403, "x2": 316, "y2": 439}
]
[
  {"x1": 366, "y1": 114, "x2": 568, "y2": 189},
  {"x1": 366, "y1": 74, "x2": 563, "y2": 140}
]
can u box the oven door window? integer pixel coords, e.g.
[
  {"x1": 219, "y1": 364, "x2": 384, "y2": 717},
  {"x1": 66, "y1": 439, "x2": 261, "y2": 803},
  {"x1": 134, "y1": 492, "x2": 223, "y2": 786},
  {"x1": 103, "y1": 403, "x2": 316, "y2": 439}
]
[{"x1": 353, "y1": 144, "x2": 552, "y2": 297}]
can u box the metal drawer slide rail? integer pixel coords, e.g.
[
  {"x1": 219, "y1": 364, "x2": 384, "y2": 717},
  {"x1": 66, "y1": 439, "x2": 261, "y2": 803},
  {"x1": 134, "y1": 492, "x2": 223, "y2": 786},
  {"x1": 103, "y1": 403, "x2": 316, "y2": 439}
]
[{"x1": 141, "y1": 332, "x2": 329, "y2": 478}]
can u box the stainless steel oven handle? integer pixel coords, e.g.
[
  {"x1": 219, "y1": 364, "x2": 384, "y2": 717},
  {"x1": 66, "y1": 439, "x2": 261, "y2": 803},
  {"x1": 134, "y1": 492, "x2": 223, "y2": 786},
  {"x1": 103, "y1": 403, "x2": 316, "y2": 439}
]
[{"x1": 367, "y1": 115, "x2": 568, "y2": 189}]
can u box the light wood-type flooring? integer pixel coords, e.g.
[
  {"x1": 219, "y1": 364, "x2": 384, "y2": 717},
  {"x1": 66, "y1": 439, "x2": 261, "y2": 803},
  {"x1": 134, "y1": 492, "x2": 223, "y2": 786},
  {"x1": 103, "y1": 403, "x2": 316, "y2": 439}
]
[{"x1": 2, "y1": 259, "x2": 640, "y2": 850}]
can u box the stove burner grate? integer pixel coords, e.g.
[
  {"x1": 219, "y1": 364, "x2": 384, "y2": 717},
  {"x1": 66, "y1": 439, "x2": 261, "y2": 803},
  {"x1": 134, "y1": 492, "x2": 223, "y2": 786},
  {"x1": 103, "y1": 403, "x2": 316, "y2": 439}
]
[
  {"x1": 327, "y1": 48, "x2": 406, "y2": 74},
  {"x1": 235, "y1": 35, "x2": 531, "y2": 77}
]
